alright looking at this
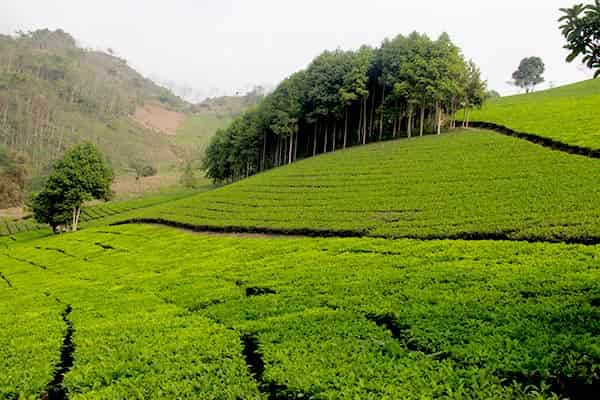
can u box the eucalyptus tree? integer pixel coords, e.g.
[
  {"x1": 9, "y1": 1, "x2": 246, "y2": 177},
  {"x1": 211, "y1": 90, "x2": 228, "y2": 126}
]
[
  {"x1": 339, "y1": 47, "x2": 373, "y2": 147},
  {"x1": 462, "y1": 60, "x2": 487, "y2": 128}
]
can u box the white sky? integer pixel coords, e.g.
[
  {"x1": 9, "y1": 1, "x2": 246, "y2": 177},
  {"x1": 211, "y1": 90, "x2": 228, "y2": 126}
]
[{"x1": 0, "y1": 0, "x2": 594, "y2": 99}]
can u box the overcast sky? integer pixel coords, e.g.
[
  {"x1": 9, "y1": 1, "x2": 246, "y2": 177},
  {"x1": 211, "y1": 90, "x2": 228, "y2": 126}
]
[{"x1": 0, "y1": 0, "x2": 594, "y2": 100}]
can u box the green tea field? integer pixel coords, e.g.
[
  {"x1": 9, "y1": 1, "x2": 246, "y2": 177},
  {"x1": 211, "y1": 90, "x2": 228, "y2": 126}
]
[
  {"x1": 114, "y1": 129, "x2": 600, "y2": 243},
  {"x1": 3, "y1": 3, "x2": 600, "y2": 399},
  {"x1": 2, "y1": 224, "x2": 599, "y2": 399},
  {"x1": 465, "y1": 79, "x2": 600, "y2": 151}
]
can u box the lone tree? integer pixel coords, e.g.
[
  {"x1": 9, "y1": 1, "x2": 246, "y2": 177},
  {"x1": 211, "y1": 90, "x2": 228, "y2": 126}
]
[
  {"x1": 31, "y1": 143, "x2": 113, "y2": 232},
  {"x1": 560, "y1": 1, "x2": 600, "y2": 77},
  {"x1": 512, "y1": 57, "x2": 545, "y2": 92}
]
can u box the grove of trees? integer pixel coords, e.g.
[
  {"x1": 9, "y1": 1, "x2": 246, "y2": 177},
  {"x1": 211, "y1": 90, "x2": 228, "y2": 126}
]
[{"x1": 204, "y1": 32, "x2": 487, "y2": 183}]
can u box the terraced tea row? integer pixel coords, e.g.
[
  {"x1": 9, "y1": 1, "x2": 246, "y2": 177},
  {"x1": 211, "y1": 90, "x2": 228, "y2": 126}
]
[
  {"x1": 1, "y1": 224, "x2": 599, "y2": 398},
  {"x1": 466, "y1": 79, "x2": 600, "y2": 150},
  {"x1": 115, "y1": 130, "x2": 600, "y2": 243}
]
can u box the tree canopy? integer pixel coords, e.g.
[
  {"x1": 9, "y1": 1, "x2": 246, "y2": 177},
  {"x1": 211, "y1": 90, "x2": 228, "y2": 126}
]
[
  {"x1": 512, "y1": 57, "x2": 545, "y2": 93},
  {"x1": 560, "y1": 0, "x2": 600, "y2": 78},
  {"x1": 31, "y1": 143, "x2": 113, "y2": 232},
  {"x1": 204, "y1": 32, "x2": 486, "y2": 183}
]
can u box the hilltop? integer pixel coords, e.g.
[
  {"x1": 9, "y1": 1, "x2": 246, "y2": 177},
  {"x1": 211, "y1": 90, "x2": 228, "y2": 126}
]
[{"x1": 465, "y1": 79, "x2": 600, "y2": 151}]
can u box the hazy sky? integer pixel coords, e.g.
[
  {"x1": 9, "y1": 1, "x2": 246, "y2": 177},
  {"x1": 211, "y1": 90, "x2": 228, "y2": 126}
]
[{"x1": 0, "y1": 0, "x2": 594, "y2": 99}]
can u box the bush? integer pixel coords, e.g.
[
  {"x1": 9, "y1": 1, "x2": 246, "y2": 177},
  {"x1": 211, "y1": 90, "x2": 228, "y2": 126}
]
[{"x1": 140, "y1": 165, "x2": 157, "y2": 177}]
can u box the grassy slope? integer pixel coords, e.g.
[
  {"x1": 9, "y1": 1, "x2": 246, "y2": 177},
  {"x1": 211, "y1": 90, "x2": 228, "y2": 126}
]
[
  {"x1": 466, "y1": 79, "x2": 600, "y2": 150},
  {"x1": 174, "y1": 113, "x2": 232, "y2": 153},
  {"x1": 1, "y1": 224, "x2": 599, "y2": 398},
  {"x1": 119, "y1": 129, "x2": 600, "y2": 242}
]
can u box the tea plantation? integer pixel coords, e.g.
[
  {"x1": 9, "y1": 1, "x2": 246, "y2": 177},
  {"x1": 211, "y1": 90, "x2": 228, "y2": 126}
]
[
  {"x1": 466, "y1": 79, "x2": 600, "y2": 150},
  {"x1": 2, "y1": 224, "x2": 599, "y2": 399},
  {"x1": 113, "y1": 129, "x2": 600, "y2": 243},
  {"x1": 2, "y1": 127, "x2": 600, "y2": 399}
]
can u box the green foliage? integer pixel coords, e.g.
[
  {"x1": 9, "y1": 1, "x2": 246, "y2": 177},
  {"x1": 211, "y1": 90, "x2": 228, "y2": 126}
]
[
  {"x1": 0, "y1": 186, "x2": 207, "y2": 238},
  {"x1": 180, "y1": 162, "x2": 197, "y2": 188},
  {"x1": 129, "y1": 162, "x2": 157, "y2": 178},
  {"x1": 560, "y1": 0, "x2": 600, "y2": 77},
  {"x1": 512, "y1": 57, "x2": 545, "y2": 93},
  {"x1": 126, "y1": 130, "x2": 600, "y2": 242},
  {"x1": 204, "y1": 32, "x2": 483, "y2": 183},
  {"x1": 1, "y1": 224, "x2": 599, "y2": 398},
  {"x1": 31, "y1": 143, "x2": 113, "y2": 231},
  {"x1": 464, "y1": 79, "x2": 600, "y2": 149}
]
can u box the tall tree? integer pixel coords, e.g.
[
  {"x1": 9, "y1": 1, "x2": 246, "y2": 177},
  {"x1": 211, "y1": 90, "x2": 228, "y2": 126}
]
[
  {"x1": 560, "y1": 1, "x2": 600, "y2": 77},
  {"x1": 512, "y1": 57, "x2": 545, "y2": 93},
  {"x1": 31, "y1": 143, "x2": 113, "y2": 232}
]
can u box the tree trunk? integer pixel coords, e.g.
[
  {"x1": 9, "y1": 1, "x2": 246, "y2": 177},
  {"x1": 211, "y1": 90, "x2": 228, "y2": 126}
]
[
  {"x1": 392, "y1": 100, "x2": 398, "y2": 139},
  {"x1": 369, "y1": 89, "x2": 376, "y2": 138},
  {"x1": 407, "y1": 111, "x2": 413, "y2": 138},
  {"x1": 323, "y1": 123, "x2": 328, "y2": 153},
  {"x1": 294, "y1": 130, "x2": 298, "y2": 161},
  {"x1": 358, "y1": 100, "x2": 363, "y2": 144},
  {"x1": 261, "y1": 132, "x2": 267, "y2": 171},
  {"x1": 379, "y1": 83, "x2": 385, "y2": 141},
  {"x1": 362, "y1": 97, "x2": 368, "y2": 144},
  {"x1": 332, "y1": 122, "x2": 336, "y2": 152},
  {"x1": 313, "y1": 123, "x2": 317, "y2": 156},
  {"x1": 288, "y1": 132, "x2": 293, "y2": 165},
  {"x1": 436, "y1": 101, "x2": 442, "y2": 136},
  {"x1": 343, "y1": 108, "x2": 348, "y2": 149},
  {"x1": 419, "y1": 105, "x2": 425, "y2": 137},
  {"x1": 73, "y1": 206, "x2": 82, "y2": 232},
  {"x1": 72, "y1": 207, "x2": 77, "y2": 232}
]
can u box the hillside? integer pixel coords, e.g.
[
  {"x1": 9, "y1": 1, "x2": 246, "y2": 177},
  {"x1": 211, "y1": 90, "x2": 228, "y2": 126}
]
[
  {"x1": 0, "y1": 29, "x2": 188, "y2": 171},
  {"x1": 114, "y1": 129, "x2": 600, "y2": 243},
  {"x1": 465, "y1": 79, "x2": 600, "y2": 150}
]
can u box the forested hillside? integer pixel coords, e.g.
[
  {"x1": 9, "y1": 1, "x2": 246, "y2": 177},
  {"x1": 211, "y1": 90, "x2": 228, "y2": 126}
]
[{"x1": 0, "y1": 29, "x2": 188, "y2": 172}]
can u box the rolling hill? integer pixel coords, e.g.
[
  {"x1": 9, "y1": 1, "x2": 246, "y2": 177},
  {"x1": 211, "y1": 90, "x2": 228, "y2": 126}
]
[
  {"x1": 465, "y1": 79, "x2": 600, "y2": 151},
  {"x1": 113, "y1": 129, "x2": 600, "y2": 243}
]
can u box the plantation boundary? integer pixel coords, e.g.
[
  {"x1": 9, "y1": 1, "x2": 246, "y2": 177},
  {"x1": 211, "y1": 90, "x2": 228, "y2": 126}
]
[
  {"x1": 111, "y1": 218, "x2": 600, "y2": 245},
  {"x1": 460, "y1": 121, "x2": 600, "y2": 158},
  {"x1": 41, "y1": 303, "x2": 74, "y2": 400}
]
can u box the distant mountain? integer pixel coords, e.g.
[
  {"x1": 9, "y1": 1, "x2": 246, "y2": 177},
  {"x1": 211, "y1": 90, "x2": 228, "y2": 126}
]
[
  {"x1": 192, "y1": 87, "x2": 266, "y2": 117},
  {"x1": 0, "y1": 29, "x2": 190, "y2": 172}
]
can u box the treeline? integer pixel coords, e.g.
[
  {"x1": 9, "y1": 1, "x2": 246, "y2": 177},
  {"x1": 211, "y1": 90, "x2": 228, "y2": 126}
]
[
  {"x1": 204, "y1": 32, "x2": 487, "y2": 183},
  {"x1": 0, "y1": 29, "x2": 185, "y2": 170}
]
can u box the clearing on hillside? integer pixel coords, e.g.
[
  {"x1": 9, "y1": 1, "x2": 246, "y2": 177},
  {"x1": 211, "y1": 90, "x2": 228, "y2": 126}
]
[
  {"x1": 112, "y1": 129, "x2": 600, "y2": 243},
  {"x1": 1, "y1": 224, "x2": 599, "y2": 399},
  {"x1": 131, "y1": 104, "x2": 186, "y2": 136},
  {"x1": 465, "y1": 79, "x2": 600, "y2": 150}
]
